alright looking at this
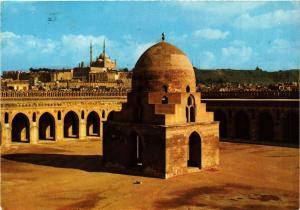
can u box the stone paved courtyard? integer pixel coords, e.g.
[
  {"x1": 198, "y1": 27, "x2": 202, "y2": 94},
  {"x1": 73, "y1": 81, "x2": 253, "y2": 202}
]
[{"x1": 1, "y1": 140, "x2": 299, "y2": 210}]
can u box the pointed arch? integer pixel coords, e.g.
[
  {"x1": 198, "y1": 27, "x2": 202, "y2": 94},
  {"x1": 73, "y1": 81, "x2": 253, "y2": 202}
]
[
  {"x1": 258, "y1": 111, "x2": 274, "y2": 142},
  {"x1": 86, "y1": 111, "x2": 100, "y2": 136},
  {"x1": 188, "y1": 131, "x2": 201, "y2": 168},
  {"x1": 235, "y1": 111, "x2": 250, "y2": 140},
  {"x1": 64, "y1": 111, "x2": 79, "y2": 138},
  {"x1": 283, "y1": 111, "x2": 299, "y2": 145},
  {"x1": 186, "y1": 95, "x2": 196, "y2": 122},
  {"x1": 214, "y1": 110, "x2": 228, "y2": 138},
  {"x1": 39, "y1": 112, "x2": 55, "y2": 140},
  {"x1": 12, "y1": 113, "x2": 30, "y2": 143}
]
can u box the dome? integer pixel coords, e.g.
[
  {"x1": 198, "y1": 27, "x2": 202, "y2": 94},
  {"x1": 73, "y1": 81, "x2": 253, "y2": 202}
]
[
  {"x1": 99, "y1": 52, "x2": 109, "y2": 59},
  {"x1": 132, "y1": 41, "x2": 196, "y2": 93}
]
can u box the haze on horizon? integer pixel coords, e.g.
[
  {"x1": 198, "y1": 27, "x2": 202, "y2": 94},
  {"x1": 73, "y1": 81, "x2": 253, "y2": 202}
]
[{"x1": 1, "y1": 1, "x2": 300, "y2": 72}]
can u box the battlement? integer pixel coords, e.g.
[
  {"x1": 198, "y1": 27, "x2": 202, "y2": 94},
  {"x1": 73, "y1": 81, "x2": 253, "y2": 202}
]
[
  {"x1": 201, "y1": 90, "x2": 299, "y2": 99},
  {"x1": 0, "y1": 90, "x2": 128, "y2": 100}
]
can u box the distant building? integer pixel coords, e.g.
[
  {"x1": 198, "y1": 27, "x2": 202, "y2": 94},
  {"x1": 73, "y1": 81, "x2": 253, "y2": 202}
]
[{"x1": 73, "y1": 40, "x2": 117, "y2": 82}]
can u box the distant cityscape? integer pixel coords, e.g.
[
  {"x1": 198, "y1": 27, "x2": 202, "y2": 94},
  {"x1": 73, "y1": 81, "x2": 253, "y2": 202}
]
[{"x1": 1, "y1": 41, "x2": 299, "y2": 93}]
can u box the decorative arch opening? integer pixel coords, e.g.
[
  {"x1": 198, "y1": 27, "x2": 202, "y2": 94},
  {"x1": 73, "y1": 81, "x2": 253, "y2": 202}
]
[
  {"x1": 188, "y1": 131, "x2": 201, "y2": 168},
  {"x1": 81, "y1": 111, "x2": 85, "y2": 119},
  {"x1": 162, "y1": 96, "x2": 168, "y2": 104},
  {"x1": 235, "y1": 111, "x2": 250, "y2": 140},
  {"x1": 102, "y1": 110, "x2": 105, "y2": 118},
  {"x1": 64, "y1": 111, "x2": 79, "y2": 138},
  {"x1": 186, "y1": 85, "x2": 190, "y2": 93},
  {"x1": 58, "y1": 111, "x2": 61, "y2": 120},
  {"x1": 186, "y1": 95, "x2": 196, "y2": 122},
  {"x1": 4, "y1": 112, "x2": 9, "y2": 124},
  {"x1": 127, "y1": 131, "x2": 143, "y2": 167},
  {"x1": 107, "y1": 111, "x2": 115, "y2": 121},
  {"x1": 12, "y1": 113, "x2": 30, "y2": 143},
  {"x1": 39, "y1": 112, "x2": 55, "y2": 140},
  {"x1": 162, "y1": 85, "x2": 168, "y2": 93},
  {"x1": 86, "y1": 111, "x2": 100, "y2": 136},
  {"x1": 214, "y1": 110, "x2": 228, "y2": 138},
  {"x1": 283, "y1": 111, "x2": 299, "y2": 145},
  {"x1": 32, "y1": 112, "x2": 36, "y2": 122},
  {"x1": 258, "y1": 111, "x2": 274, "y2": 142}
]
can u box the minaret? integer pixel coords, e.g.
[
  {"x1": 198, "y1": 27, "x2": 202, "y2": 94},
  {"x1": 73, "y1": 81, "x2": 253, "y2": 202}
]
[
  {"x1": 90, "y1": 41, "x2": 93, "y2": 66},
  {"x1": 103, "y1": 39, "x2": 106, "y2": 56},
  {"x1": 103, "y1": 39, "x2": 106, "y2": 66}
]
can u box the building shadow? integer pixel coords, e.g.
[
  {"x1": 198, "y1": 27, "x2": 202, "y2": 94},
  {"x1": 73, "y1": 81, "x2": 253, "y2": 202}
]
[
  {"x1": 2, "y1": 153, "x2": 156, "y2": 178},
  {"x1": 2, "y1": 154, "x2": 103, "y2": 172}
]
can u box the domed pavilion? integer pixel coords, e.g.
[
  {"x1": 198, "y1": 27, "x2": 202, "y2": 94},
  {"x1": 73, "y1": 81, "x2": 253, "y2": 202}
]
[{"x1": 103, "y1": 36, "x2": 219, "y2": 178}]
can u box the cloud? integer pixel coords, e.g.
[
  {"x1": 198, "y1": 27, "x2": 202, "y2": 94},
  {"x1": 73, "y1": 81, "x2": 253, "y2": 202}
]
[
  {"x1": 0, "y1": 31, "x2": 156, "y2": 70},
  {"x1": 268, "y1": 39, "x2": 299, "y2": 55},
  {"x1": 178, "y1": 1, "x2": 265, "y2": 17},
  {"x1": 199, "y1": 51, "x2": 216, "y2": 69},
  {"x1": 221, "y1": 46, "x2": 253, "y2": 64},
  {"x1": 234, "y1": 9, "x2": 300, "y2": 29},
  {"x1": 193, "y1": 28, "x2": 229, "y2": 40}
]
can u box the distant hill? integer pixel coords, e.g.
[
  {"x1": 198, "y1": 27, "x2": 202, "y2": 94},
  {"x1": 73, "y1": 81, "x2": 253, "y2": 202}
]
[{"x1": 194, "y1": 68, "x2": 300, "y2": 85}]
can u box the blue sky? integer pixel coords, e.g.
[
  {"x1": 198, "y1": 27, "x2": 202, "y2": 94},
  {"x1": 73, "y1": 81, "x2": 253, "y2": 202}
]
[{"x1": 1, "y1": 1, "x2": 300, "y2": 71}]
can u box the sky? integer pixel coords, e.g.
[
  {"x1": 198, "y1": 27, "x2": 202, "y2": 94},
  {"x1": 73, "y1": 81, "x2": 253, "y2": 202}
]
[{"x1": 1, "y1": 1, "x2": 300, "y2": 71}]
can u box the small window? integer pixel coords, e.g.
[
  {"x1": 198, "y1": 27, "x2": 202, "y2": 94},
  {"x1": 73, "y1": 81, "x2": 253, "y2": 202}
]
[
  {"x1": 186, "y1": 85, "x2": 190, "y2": 92},
  {"x1": 162, "y1": 85, "x2": 168, "y2": 93},
  {"x1": 33, "y1": 112, "x2": 36, "y2": 122},
  {"x1": 81, "y1": 111, "x2": 84, "y2": 119},
  {"x1": 102, "y1": 110, "x2": 105, "y2": 118},
  {"x1": 58, "y1": 111, "x2": 61, "y2": 120},
  {"x1": 4, "y1": 112, "x2": 8, "y2": 124},
  {"x1": 162, "y1": 96, "x2": 168, "y2": 104}
]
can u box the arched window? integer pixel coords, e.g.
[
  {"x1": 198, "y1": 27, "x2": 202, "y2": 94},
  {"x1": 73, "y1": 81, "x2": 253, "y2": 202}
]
[
  {"x1": 81, "y1": 111, "x2": 84, "y2": 119},
  {"x1": 162, "y1": 96, "x2": 168, "y2": 104},
  {"x1": 186, "y1": 95, "x2": 196, "y2": 122},
  {"x1": 58, "y1": 111, "x2": 61, "y2": 120},
  {"x1": 186, "y1": 85, "x2": 190, "y2": 93},
  {"x1": 162, "y1": 85, "x2": 168, "y2": 93},
  {"x1": 32, "y1": 112, "x2": 36, "y2": 122},
  {"x1": 102, "y1": 110, "x2": 105, "y2": 118},
  {"x1": 4, "y1": 112, "x2": 8, "y2": 124}
]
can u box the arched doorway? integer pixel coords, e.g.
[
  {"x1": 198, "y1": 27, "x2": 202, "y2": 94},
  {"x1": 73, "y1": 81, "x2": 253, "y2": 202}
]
[
  {"x1": 64, "y1": 111, "x2": 79, "y2": 138},
  {"x1": 258, "y1": 111, "x2": 274, "y2": 142},
  {"x1": 86, "y1": 111, "x2": 100, "y2": 136},
  {"x1": 186, "y1": 95, "x2": 196, "y2": 122},
  {"x1": 235, "y1": 111, "x2": 250, "y2": 140},
  {"x1": 188, "y1": 131, "x2": 201, "y2": 168},
  {"x1": 283, "y1": 111, "x2": 299, "y2": 145},
  {"x1": 12, "y1": 113, "x2": 30, "y2": 143},
  {"x1": 39, "y1": 112, "x2": 55, "y2": 140},
  {"x1": 214, "y1": 110, "x2": 228, "y2": 138},
  {"x1": 127, "y1": 131, "x2": 143, "y2": 167}
]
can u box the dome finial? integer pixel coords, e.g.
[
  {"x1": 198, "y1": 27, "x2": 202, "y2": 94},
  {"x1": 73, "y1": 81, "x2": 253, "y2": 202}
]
[{"x1": 162, "y1": 32, "x2": 165, "y2": 42}]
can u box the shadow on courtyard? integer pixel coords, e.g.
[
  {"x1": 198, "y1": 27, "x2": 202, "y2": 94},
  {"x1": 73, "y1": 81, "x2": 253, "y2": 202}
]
[
  {"x1": 2, "y1": 153, "x2": 104, "y2": 172},
  {"x1": 2, "y1": 153, "x2": 154, "y2": 177}
]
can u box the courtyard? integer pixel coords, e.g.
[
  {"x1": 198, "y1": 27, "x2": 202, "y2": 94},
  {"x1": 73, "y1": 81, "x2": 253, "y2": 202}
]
[{"x1": 1, "y1": 140, "x2": 299, "y2": 210}]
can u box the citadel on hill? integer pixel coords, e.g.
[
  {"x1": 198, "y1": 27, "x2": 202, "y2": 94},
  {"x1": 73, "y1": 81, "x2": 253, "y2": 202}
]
[{"x1": 1, "y1": 40, "x2": 132, "y2": 91}]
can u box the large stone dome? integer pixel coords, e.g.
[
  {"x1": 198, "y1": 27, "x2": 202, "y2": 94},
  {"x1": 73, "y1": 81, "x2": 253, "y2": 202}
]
[{"x1": 132, "y1": 41, "x2": 196, "y2": 93}]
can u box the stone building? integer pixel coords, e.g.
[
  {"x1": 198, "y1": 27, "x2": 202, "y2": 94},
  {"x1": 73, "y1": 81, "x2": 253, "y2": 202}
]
[
  {"x1": 73, "y1": 40, "x2": 117, "y2": 83},
  {"x1": 103, "y1": 40, "x2": 219, "y2": 179}
]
